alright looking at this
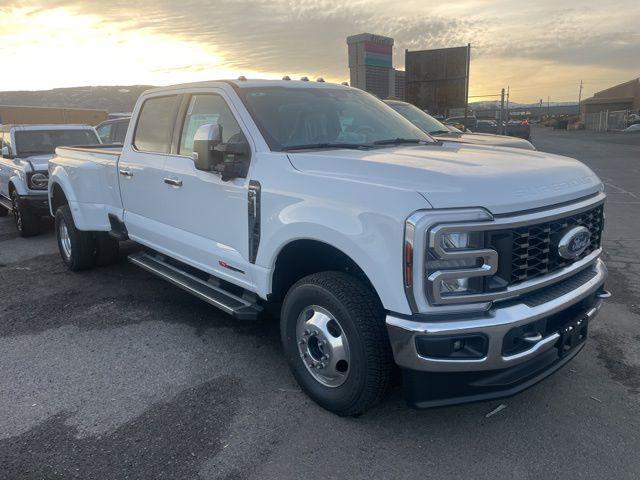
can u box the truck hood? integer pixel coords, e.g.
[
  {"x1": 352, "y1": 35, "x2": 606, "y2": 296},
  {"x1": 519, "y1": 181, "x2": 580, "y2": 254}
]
[
  {"x1": 18, "y1": 153, "x2": 54, "y2": 171},
  {"x1": 287, "y1": 143, "x2": 602, "y2": 215},
  {"x1": 435, "y1": 132, "x2": 534, "y2": 150}
]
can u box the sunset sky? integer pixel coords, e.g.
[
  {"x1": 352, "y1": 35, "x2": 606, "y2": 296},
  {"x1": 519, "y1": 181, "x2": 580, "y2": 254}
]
[{"x1": 1, "y1": 0, "x2": 638, "y2": 103}]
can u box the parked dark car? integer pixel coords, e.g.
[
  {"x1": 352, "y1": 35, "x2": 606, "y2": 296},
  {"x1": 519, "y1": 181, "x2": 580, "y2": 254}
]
[
  {"x1": 95, "y1": 117, "x2": 130, "y2": 144},
  {"x1": 385, "y1": 100, "x2": 535, "y2": 150}
]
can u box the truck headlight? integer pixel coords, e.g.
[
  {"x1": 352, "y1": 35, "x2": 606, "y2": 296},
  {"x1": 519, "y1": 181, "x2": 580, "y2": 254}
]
[
  {"x1": 28, "y1": 172, "x2": 49, "y2": 190},
  {"x1": 427, "y1": 226, "x2": 498, "y2": 303}
]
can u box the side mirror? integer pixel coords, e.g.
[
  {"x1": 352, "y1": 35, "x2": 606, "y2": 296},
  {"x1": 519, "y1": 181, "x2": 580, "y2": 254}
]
[
  {"x1": 192, "y1": 123, "x2": 223, "y2": 171},
  {"x1": 1, "y1": 145, "x2": 10, "y2": 158},
  {"x1": 213, "y1": 141, "x2": 250, "y2": 181}
]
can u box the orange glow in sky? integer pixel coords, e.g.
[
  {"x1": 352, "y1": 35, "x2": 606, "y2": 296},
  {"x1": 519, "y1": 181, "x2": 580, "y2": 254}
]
[{"x1": 1, "y1": 2, "x2": 638, "y2": 103}]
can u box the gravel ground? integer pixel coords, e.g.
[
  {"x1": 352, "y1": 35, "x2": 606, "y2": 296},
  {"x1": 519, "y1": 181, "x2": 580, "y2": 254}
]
[{"x1": 1, "y1": 126, "x2": 639, "y2": 479}]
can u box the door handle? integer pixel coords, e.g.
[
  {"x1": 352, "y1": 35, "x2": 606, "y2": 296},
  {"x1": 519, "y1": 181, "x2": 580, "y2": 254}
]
[
  {"x1": 119, "y1": 168, "x2": 133, "y2": 177},
  {"x1": 163, "y1": 177, "x2": 183, "y2": 187}
]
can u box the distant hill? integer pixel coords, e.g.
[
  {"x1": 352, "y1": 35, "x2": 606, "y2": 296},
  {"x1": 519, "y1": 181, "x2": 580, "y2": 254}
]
[
  {"x1": 0, "y1": 85, "x2": 154, "y2": 114},
  {"x1": 0, "y1": 85, "x2": 578, "y2": 114}
]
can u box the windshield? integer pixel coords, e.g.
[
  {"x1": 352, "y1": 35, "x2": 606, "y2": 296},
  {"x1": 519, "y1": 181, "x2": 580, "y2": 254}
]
[
  {"x1": 237, "y1": 87, "x2": 434, "y2": 151},
  {"x1": 386, "y1": 102, "x2": 456, "y2": 135},
  {"x1": 15, "y1": 129, "x2": 99, "y2": 155}
]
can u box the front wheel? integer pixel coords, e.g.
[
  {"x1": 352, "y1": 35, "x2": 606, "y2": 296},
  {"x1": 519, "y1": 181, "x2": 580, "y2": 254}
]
[
  {"x1": 55, "y1": 205, "x2": 96, "y2": 271},
  {"x1": 281, "y1": 271, "x2": 393, "y2": 416}
]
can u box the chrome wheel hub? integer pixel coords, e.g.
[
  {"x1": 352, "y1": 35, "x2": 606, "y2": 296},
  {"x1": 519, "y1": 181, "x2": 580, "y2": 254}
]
[
  {"x1": 59, "y1": 220, "x2": 72, "y2": 259},
  {"x1": 296, "y1": 305, "x2": 350, "y2": 388}
]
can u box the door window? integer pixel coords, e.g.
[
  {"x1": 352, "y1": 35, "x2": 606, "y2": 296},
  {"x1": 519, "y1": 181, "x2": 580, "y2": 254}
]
[
  {"x1": 96, "y1": 123, "x2": 112, "y2": 143},
  {"x1": 179, "y1": 94, "x2": 245, "y2": 156},
  {"x1": 133, "y1": 95, "x2": 179, "y2": 153}
]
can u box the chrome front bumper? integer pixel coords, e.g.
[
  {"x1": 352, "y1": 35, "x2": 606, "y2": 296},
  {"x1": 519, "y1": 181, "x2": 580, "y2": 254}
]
[{"x1": 386, "y1": 259, "x2": 608, "y2": 372}]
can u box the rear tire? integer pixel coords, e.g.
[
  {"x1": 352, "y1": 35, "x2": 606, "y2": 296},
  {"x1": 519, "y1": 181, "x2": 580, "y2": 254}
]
[
  {"x1": 55, "y1": 205, "x2": 95, "y2": 271},
  {"x1": 11, "y1": 191, "x2": 40, "y2": 237},
  {"x1": 281, "y1": 271, "x2": 393, "y2": 416},
  {"x1": 95, "y1": 232, "x2": 120, "y2": 266}
]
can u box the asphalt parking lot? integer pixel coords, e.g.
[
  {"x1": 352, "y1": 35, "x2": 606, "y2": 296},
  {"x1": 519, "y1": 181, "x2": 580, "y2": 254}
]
[{"x1": 1, "y1": 127, "x2": 639, "y2": 480}]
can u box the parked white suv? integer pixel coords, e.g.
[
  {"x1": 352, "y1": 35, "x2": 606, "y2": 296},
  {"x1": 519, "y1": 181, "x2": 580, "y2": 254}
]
[
  {"x1": 48, "y1": 79, "x2": 609, "y2": 415},
  {"x1": 0, "y1": 124, "x2": 99, "y2": 236}
]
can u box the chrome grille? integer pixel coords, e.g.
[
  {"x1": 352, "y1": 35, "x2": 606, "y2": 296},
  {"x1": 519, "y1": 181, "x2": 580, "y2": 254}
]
[{"x1": 502, "y1": 205, "x2": 604, "y2": 285}]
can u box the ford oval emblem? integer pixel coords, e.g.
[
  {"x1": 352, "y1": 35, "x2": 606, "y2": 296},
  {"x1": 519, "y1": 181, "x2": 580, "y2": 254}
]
[{"x1": 558, "y1": 226, "x2": 591, "y2": 260}]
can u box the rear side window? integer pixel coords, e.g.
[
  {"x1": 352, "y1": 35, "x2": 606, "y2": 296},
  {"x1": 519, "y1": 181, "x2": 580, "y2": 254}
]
[
  {"x1": 133, "y1": 96, "x2": 179, "y2": 153},
  {"x1": 114, "y1": 120, "x2": 129, "y2": 143}
]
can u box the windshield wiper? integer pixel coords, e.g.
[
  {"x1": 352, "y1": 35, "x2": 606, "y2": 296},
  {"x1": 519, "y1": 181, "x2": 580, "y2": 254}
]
[
  {"x1": 282, "y1": 143, "x2": 371, "y2": 151},
  {"x1": 429, "y1": 130, "x2": 453, "y2": 135},
  {"x1": 372, "y1": 138, "x2": 428, "y2": 145}
]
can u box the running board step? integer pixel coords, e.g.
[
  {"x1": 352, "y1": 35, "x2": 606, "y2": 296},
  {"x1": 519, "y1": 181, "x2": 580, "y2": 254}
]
[
  {"x1": 0, "y1": 197, "x2": 13, "y2": 211},
  {"x1": 128, "y1": 252, "x2": 262, "y2": 320}
]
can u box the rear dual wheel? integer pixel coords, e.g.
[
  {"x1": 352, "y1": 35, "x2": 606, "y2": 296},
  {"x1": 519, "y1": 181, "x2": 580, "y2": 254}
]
[{"x1": 55, "y1": 205, "x2": 120, "y2": 271}]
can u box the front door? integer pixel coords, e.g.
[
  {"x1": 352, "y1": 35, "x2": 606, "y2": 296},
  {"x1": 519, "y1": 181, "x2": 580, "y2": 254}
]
[
  {"x1": 160, "y1": 92, "x2": 253, "y2": 287},
  {"x1": 119, "y1": 94, "x2": 181, "y2": 249}
]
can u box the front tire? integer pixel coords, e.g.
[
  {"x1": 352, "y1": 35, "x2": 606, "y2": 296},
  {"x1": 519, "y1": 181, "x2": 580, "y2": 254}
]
[
  {"x1": 281, "y1": 271, "x2": 393, "y2": 416},
  {"x1": 11, "y1": 191, "x2": 40, "y2": 237},
  {"x1": 55, "y1": 205, "x2": 95, "y2": 271}
]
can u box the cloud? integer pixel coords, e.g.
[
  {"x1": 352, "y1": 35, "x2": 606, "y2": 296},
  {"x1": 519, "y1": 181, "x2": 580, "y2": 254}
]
[{"x1": 3, "y1": 0, "x2": 640, "y2": 100}]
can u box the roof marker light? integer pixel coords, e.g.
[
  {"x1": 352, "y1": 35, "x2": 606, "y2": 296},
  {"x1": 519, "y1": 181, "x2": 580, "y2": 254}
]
[
  {"x1": 282, "y1": 76, "x2": 291, "y2": 80},
  {"x1": 316, "y1": 77, "x2": 325, "y2": 83},
  {"x1": 300, "y1": 76, "x2": 309, "y2": 82},
  {"x1": 237, "y1": 76, "x2": 247, "y2": 81}
]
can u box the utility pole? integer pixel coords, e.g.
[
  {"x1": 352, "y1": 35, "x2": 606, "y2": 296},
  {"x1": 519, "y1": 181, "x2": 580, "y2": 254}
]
[
  {"x1": 547, "y1": 95, "x2": 551, "y2": 118},
  {"x1": 506, "y1": 86, "x2": 510, "y2": 127},
  {"x1": 500, "y1": 88, "x2": 506, "y2": 135},
  {"x1": 578, "y1": 80, "x2": 583, "y2": 119}
]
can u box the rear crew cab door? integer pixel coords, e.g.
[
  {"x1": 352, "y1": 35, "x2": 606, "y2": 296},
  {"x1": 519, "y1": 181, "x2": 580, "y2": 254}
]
[{"x1": 118, "y1": 93, "x2": 182, "y2": 249}]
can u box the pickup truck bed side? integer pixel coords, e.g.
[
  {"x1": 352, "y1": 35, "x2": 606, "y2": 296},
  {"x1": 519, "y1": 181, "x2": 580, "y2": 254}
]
[{"x1": 49, "y1": 145, "x2": 123, "y2": 231}]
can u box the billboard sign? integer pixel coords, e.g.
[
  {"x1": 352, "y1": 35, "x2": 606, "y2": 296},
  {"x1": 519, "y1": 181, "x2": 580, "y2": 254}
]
[{"x1": 405, "y1": 45, "x2": 470, "y2": 116}]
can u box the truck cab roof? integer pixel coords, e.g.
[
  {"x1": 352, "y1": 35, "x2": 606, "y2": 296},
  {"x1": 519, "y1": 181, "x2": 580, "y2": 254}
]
[
  {"x1": 144, "y1": 78, "x2": 350, "y2": 95},
  {"x1": 0, "y1": 124, "x2": 95, "y2": 132}
]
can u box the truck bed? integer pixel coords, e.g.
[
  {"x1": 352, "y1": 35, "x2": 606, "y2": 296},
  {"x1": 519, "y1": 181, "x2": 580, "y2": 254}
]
[{"x1": 50, "y1": 144, "x2": 123, "y2": 231}]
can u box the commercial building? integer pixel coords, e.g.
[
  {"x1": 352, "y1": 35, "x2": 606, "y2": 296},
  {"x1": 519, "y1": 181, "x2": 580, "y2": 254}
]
[
  {"x1": 346, "y1": 33, "x2": 405, "y2": 100},
  {"x1": 581, "y1": 77, "x2": 640, "y2": 115}
]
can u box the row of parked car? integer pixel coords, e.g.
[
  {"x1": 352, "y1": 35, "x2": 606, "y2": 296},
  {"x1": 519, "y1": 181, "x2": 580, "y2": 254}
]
[{"x1": 0, "y1": 79, "x2": 607, "y2": 416}]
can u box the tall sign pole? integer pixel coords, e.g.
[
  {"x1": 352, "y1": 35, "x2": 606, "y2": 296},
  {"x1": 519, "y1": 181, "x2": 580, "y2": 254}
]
[{"x1": 463, "y1": 43, "x2": 471, "y2": 128}]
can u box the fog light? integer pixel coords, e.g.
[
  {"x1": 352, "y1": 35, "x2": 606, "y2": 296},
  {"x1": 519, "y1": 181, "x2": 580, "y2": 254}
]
[
  {"x1": 437, "y1": 276, "x2": 483, "y2": 296},
  {"x1": 416, "y1": 334, "x2": 488, "y2": 359}
]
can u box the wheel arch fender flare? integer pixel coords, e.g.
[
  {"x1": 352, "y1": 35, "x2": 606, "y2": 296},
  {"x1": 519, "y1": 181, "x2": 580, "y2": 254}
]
[
  {"x1": 262, "y1": 222, "x2": 409, "y2": 314},
  {"x1": 48, "y1": 166, "x2": 78, "y2": 216},
  {"x1": 8, "y1": 174, "x2": 28, "y2": 197}
]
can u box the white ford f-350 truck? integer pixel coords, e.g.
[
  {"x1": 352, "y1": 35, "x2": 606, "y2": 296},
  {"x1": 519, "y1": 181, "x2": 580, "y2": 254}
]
[{"x1": 49, "y1": 79, "x2": 610, "y2": 415}]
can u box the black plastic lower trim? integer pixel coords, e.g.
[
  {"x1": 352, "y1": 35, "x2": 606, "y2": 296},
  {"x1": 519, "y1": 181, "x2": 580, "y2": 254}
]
[
  {"x1": 403, "y1": 342, "x2": 584, "y2": 409},
  {"x1": 21, "y1": 194, "x2": 50, "y2": 216}
]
